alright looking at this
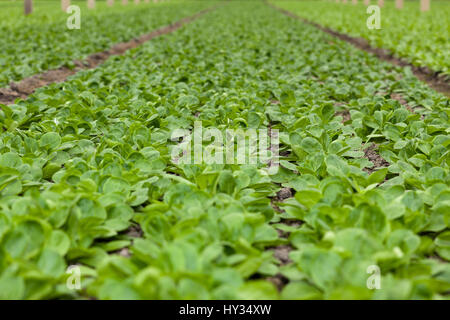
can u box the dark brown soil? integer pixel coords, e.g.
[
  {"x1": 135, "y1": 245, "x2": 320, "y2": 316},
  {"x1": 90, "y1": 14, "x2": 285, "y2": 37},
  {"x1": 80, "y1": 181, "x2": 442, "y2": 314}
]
[
  {"x1": 267, "y1": 274, "x2": 289, "y2": 292},
  {"x1": 334, "y1": 110, "x2": 351, "y2": 123},
  {"x1": 266, "y1": 244, "x2": 292, "y2": 291},
  {"x1": 390, "y1": 93, "x2": 414, "y2": 112},
  {"x1": 363, "y1": 143, "x2": 389, "y2": 174},
  {"x1": 270, "y1": 187, "x2": 294, "y2": 213},
  {"x1": 7, "y1": 67, "x2": 78, "y2": 97},
  {"x1": 0, "y1": 87, "x2": 22, "y2": 102},
  {"x1": 125, "y1": 224, "x2": 144, "y2": 238},
  {"x1": 266, "y1": 187, "x2": 299, "y2": 291},
  {"x1": 390, "y1": 92, "x2": 424, "y2": 119},
  {"x1": 271, "y1": 244, "x2": 292, "y2": 265},
  {"x1": 268, "y1": 3, "x2": 450, "y2": 98},
  {"x1": 0, "y1": 6, "x2": 218, "y2": 105},
  {"x1": 118, "y1": 248, "x2": 131, "y2": 258},
  {"x1": 279, "y1": 150, "x2": 291, "y2": 157},
  {"x1": 112, "y1": 224, "x2": 143, "y2": 258},
  {"x1": 275, "y1": 219, "x2": 302, "y2": 238},
  {"x1": 276, "y1": 187, "x2": 294, "y2": 201}
]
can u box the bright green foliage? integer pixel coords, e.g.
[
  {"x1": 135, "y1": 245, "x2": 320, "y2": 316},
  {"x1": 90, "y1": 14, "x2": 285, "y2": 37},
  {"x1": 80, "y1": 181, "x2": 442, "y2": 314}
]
[
  {"x1": 0, "y1": 1, "x2": 213, "y2": 86},
  {"x1": 0, "y1": 1, "x2": 448, "y2": 300},
  {"x1": 273, "y1": 0, "x2": 450, "y2": 76}
]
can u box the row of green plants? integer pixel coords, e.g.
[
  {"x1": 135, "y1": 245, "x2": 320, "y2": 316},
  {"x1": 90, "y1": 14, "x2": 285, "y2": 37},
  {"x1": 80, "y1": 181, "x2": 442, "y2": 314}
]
[
  {"x1": 0, "y1": 1, "x2": 448, "y2": 299},
  {"x1": 273, "y1": 0, "x2": 450, "y2": 77},
  {"x1": 0, "y1": 0, "x2": 213, "y2": 87}
]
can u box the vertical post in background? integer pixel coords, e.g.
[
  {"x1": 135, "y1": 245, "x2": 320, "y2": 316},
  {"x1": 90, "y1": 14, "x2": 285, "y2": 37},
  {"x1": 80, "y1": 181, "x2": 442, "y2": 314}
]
[
  {"x1": 24, "y1": 0, "x2": 32, "y2": 15},
  {"x1": 87, "y1": 0, "x2": 95, "y2": 9},
  {"x1": 144, "y1": 0, "x2": 149, "y2": 3},
  {"x1": 134, "y1": 0, "x2": 140, "y2": 4},
  {"x1": 395, "y1": 0, "x2": 403, "y2": 9},
  {"x1": 420, "y1": 0, "x2": 430, "y2": 11},
  {"x1": 364, "y1": 0, "x2": 370, "y2": 5},
  {"x1": 378, "y1": 0, "x2": 384, "y2": 7},
  {"x1": 122, "y1": 0, "x2": 128, "y2": 5},
  {"x1": 343, "y1": 0, "x2": 347, "y2": 4},
  {"x1": 62, "y1": 0, "x2": 70, "y2": 11},
  {"x1": 352, "y1": 0, "x2": 357, "y2": 5},
  {"x1": 107, "y1": 0, "x2": 114, "y2": 6}
]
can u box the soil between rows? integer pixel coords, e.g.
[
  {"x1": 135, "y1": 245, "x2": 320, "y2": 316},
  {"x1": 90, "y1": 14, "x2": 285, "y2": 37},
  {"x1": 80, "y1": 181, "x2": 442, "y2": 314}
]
[
  {"x1": 267, "y1": 2, "x2": 450, "y2": 98},
  {"x1": 0, "y1": 5, "x2": 219, "y2": 106}
]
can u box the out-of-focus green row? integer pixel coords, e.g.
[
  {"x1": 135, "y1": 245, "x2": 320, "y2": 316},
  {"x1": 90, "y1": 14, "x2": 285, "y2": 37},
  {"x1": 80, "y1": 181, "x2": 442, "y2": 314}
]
[
  {"x1": 272, "y1": 0, "x2": 450, "y2": 77},
  {"x1": 0, "y1": 1, "x2": 214, "y2": 87}
]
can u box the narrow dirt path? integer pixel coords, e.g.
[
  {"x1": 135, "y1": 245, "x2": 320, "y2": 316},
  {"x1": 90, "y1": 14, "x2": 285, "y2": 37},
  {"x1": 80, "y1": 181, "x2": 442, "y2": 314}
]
[
  {"x1": 0, "y1": 5, "x2": 219, "y2": 106},
  {"x1": 267, "y1": 2, "x2": 450, "y2": 98}
]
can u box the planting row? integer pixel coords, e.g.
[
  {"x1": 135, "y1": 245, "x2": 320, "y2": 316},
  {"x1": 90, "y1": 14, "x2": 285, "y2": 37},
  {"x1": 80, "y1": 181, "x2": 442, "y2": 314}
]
[
  {"x1": 0, "y1": 0, "x2": 214, "y2": 87},
  {"x1": 273, "y1": 0, "x2": 450, "y2": 77}
]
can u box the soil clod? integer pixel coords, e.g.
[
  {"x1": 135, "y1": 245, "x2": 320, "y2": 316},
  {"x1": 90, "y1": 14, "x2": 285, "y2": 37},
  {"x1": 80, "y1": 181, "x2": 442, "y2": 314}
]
[{"x1": 363, "y1": 144, "x2": 389, "y2": 174}]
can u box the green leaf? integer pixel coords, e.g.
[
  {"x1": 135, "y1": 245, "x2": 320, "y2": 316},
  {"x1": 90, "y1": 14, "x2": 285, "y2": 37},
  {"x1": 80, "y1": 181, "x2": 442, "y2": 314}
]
[
  {"x1": 281, "y1": 281, "x2": 322, "y2": 300},
  {"x1": 37, "y1": 249, "x2": 66, "y2": 277},
  {"x1": 294, "y1": 247, "x2": 342, "y2": 291},
  {"x1": 0, "y1": 276, "x2": 25, "y2": 300},
  {"x1": 39, "y1": 132, "x2": 61, "y2": 149},
  {"x1": 295, "y1": 189, "x2": 322, "y2": 209},
  {"x1": 367, "y1": 168, "x2": 388, "y2": 185},
  {"x1": 237, "y1": 280, "x2": 278, "y2": 299}
]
